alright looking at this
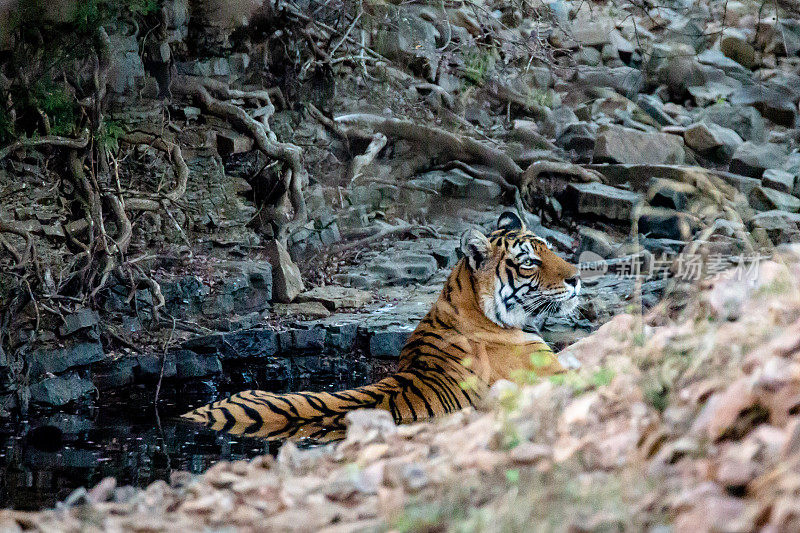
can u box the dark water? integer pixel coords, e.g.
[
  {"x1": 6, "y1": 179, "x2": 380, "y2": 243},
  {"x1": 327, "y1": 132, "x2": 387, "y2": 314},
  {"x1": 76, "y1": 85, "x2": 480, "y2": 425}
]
[
  {"x1": 0, "y1": 350, "x2": 390, "y2": 510},
  {"x1": 0, "y1": 397, "x2": 283, "y2": 511}
]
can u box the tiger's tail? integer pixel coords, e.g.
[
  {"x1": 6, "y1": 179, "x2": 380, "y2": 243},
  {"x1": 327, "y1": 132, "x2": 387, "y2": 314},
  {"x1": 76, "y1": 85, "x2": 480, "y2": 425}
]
[{"x1": 180, "y1": 369, "x2": 479, "y2": 440}]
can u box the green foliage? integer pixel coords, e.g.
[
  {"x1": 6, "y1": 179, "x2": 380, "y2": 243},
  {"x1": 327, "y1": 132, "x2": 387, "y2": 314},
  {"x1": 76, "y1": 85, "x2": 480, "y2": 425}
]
[
  {"x1": 527, "y1": 88, "x2": 554, "y2": 109},
  {"x1": 73, "y1": 0, "x2": 159, "y2": 34},
  {"x1": 96, "y1": 119, "x2": 125, "y2": 152},
  {"x1": 0, "y1": 109, "x2": 15, "y2": 145},
  {"x1": 644, "y1": 382, "x2": 669, "y2": 412},
  {"x1": 36, "y1": 85, "x2": 76, "y2": 136},
  {"x1": 505, "y1": 468, "x2": 520, "y2": 484},
  {"x1": 463, "y1": 48, "x2": 496, "y2": 85},
  {"x1": 548, "y1": 366, "x2": 617, "y2": 394}
]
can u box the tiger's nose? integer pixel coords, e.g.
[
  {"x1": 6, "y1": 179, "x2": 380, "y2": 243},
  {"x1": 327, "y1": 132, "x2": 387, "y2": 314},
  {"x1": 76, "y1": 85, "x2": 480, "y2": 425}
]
[{"x1": 565, "y1": 275, "x2": 581, "y2": 293}]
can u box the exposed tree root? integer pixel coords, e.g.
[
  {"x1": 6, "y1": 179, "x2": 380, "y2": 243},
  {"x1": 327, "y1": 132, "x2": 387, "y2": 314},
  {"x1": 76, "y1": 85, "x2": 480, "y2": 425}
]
[
  {"x1": 333, "y1": 222, "x2": 439, "y2": 255},
  {"x1": 518, "y1": 160, "x2": 606, "y2": 188},
  {"x1": 0, "y1": 221, "x2": 35, "y2": 268},
  {"x1": 173, "y1": 76, "x2": 307, "y2": 239},
  {"x1": 334, "y1": 113, "x2": 523, "y2": 184},
  {"x1": 118, "y1": 132, "x2": 189, "y2": 205},
  {"x1": 0, "y1": 133, "x2": 89, "y2": 161},
  {"x1": 346, "y1": 133, "x2": 387, "y2": 184}
]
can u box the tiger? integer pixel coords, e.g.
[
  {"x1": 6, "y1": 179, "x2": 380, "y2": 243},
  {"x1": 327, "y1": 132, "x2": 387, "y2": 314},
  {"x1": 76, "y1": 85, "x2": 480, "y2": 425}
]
[{"x1": 181, "y1": 211, "x2": 581, "y2": 440}]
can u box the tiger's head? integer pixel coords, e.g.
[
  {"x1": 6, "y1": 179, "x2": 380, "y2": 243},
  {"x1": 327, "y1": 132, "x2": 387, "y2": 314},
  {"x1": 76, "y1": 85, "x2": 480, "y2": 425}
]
[{"x1": 460, "y1": 211, "x2": 581, "y2": 329}]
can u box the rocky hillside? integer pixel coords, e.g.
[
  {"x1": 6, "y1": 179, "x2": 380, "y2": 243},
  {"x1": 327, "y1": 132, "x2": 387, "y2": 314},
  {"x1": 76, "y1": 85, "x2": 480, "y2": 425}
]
[{"x1": 1, "y1": 0, "x2": 800, "y2": 524}]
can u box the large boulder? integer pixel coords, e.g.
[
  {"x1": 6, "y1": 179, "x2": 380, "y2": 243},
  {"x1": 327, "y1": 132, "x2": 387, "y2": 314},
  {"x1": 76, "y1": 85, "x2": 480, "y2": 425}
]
[
  {"x1": 698, "y1": 103, "x2": 766, "y2": 143},
  {"x1": 748, "y1": 187, "x2": 800, "y2": 213},
  {"x1": 683, "y1": 122, "x2": 743, "y2": 160},
  {"x1": 562, "y1": 182, "x2": 643, "y2": 222},
  {"x1": 730, "y1": 84, "x2": 798, "y2": 127},
  {"x1": 29, "y1": 373, "x2": 97, "y2": 407},
  {"x1": 730, "y1": 142, "x2": 789, "y2": 178},
  {"x1": 593, "y1": 126, "x2": 685, "y2": 165}
]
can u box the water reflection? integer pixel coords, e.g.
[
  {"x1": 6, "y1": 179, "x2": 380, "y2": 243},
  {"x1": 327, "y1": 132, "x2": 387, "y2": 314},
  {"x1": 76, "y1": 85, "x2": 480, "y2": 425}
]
[{"x1": 0, "y1": 406, "x2": 281, "y2": 510}]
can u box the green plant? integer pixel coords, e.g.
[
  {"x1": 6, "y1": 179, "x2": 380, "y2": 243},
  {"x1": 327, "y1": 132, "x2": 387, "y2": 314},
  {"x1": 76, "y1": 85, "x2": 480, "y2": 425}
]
[
  {"x1": 0, "y1": 108, "x2": 15, "y2": 145},
  {"x1": 548, "y1": 366, "x2": 617, "y2": 394},
  {"x1": 97, "y1": 119, "x2": 125, "y2": 152},
  {"x1": 463, "y1": 48, "x2": 496, "y2": 85},
  {"x1": 36, "y1": 85, "x2": 76, "y2": 136}
]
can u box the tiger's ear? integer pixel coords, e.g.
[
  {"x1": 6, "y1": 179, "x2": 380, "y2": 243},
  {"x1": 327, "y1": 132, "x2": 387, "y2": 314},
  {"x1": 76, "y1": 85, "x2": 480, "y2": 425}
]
[
  {"x1": 460, "y1": 229, "x2": 491, "y2": 271},
  {"x1": 497, "y1": 211, "x2": 524, "y2": 231}
]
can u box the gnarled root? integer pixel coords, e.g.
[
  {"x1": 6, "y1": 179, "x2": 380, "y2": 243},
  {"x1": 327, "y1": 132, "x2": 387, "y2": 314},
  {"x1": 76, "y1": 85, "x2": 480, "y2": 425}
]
[
  {"x1": 172, "y1": 76, "x2": 307, "y2": 240},
  {"x1": 333, "y1": 113, "x2": 522, "y2": 192}
]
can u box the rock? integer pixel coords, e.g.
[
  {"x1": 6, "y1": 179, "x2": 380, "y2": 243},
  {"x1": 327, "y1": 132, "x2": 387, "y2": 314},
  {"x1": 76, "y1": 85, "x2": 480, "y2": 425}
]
[
  {"x1": 593, "y1": 126, "x2": 685, "y2": 165},
  {"x1": 755, "y1": 17, "x2": 800, "y2": 56},
  {"x1": 576, "y1": 66, "x2": 644, "y2": 98},
  {"x1": 683, "y1": 122, "x2": 743, "y2": 159},
  {"x1": 698, "y1": 103, "x2": 765, "y2": 143},
  {"x1": 136, "y1": 353, "x2": 177, "y2": 380},
  {"x1": 556, "y1": 122, "x2": 597, "y2": 162},
  {"x1": 687, "y1": 79, "x2": 742, "y2": 107},
  {"x1": 399, "y1": 463, "x2": 428, "y2": 493},
  {"x1": 762, "y1": 169, "x2": 798, "y2": 194},
  {"x1": 29, "y1": 373, "x2": 97, "y2": 406},
  {"x1": 216, "y1": 131, "x2": 254, "y2": 156},
  {"x1": 173, "y1": 350, "x2": 222, "y2": 379},
  {"x1": 578, "y1": 227, "x2": 616, "y2": 259},
  {"x1": 172, "y1": 106, "x2": 201, "y2": 121},
  {"x1": 183, "y1": 329, "x2": 279, "y2": 360},
  {"x1": 749, "y1": 210, "x2": 800, "y2": 243},
  {"x1": 719, "y1": 29, "x2": 756, "y2": 69},
  {"x1": 59, "y1": 309, "x2": 100, "y2": 336},
  {"x1": 296, "y1": 286, "x2": 373, "y2": 310},
  {"x1": 374, "y1": 8, "x2": 438, "y2": 79},
  {"x1": 107, "y1": 33, "x2": 145, "y2": 95},
  {"x1": 92, "y1": 357, "x2": 138, "y2": 389},
  {"x1": 576, "y1": 47, "x2": 601, "y2": 66},
  {"x1": 714, "y1": 172, "x2": 762, "y2": 196},
  {"x1": 636, "y1": 95, "x2": 678, "y2": 127},
  {"x1": 748, "y1": 186, "x2": 800, "y2": 213},
  {"x1": 369, "y1": 328, "x2": 414, "y2": 358},
  {"x1": 265, "y1": 240, "x2": 304, "y2": 303},
  {"x1": 370, "y1": 253, "x2": 438, "y2": 285},
  {"x1": 440, "y1": 171, "x2": 502, "y2": 200},
  {"x1": 730, "y1": 142, "x2": 789, "y2": 178},
  {"x1": 656, "y1": 55, "x2": 731, "y2": 100},
  {"x1": 29, "y1": 342, "x2": 105, "y2": 377},
  {"x1": 638, "y1": 207, "x2": 695, "y2": 240},
  {"x1": 509, "y1": 442, "x2": 552, "y2": 464},
  {"x1": 213, "y1": 261, "x2": 273, "y2": 315},
  {"x1": 345, "y1": 409, "x2": 397, "y2": 438},
  {"x1": 291, "y1": 326, "x2": 327, "y2": 352},
  {"x1": 696, "y1": 49, "x2": 751, "y2": 82},
  {"x1": 568, "y1": 16, "x2": 613, "y2": 47},
  {"x1": 324, "y1": 323, "x2": 358, "y2": 351},
  {"x1": 273, "y1": 302, "x2": 331, "y2": 318},
  {"x1": 563, "y1": 182, "x2": 643, "y2": 222},
  {"x1": 730, "y1": 84, "x2": 798, "y2": 127}
]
